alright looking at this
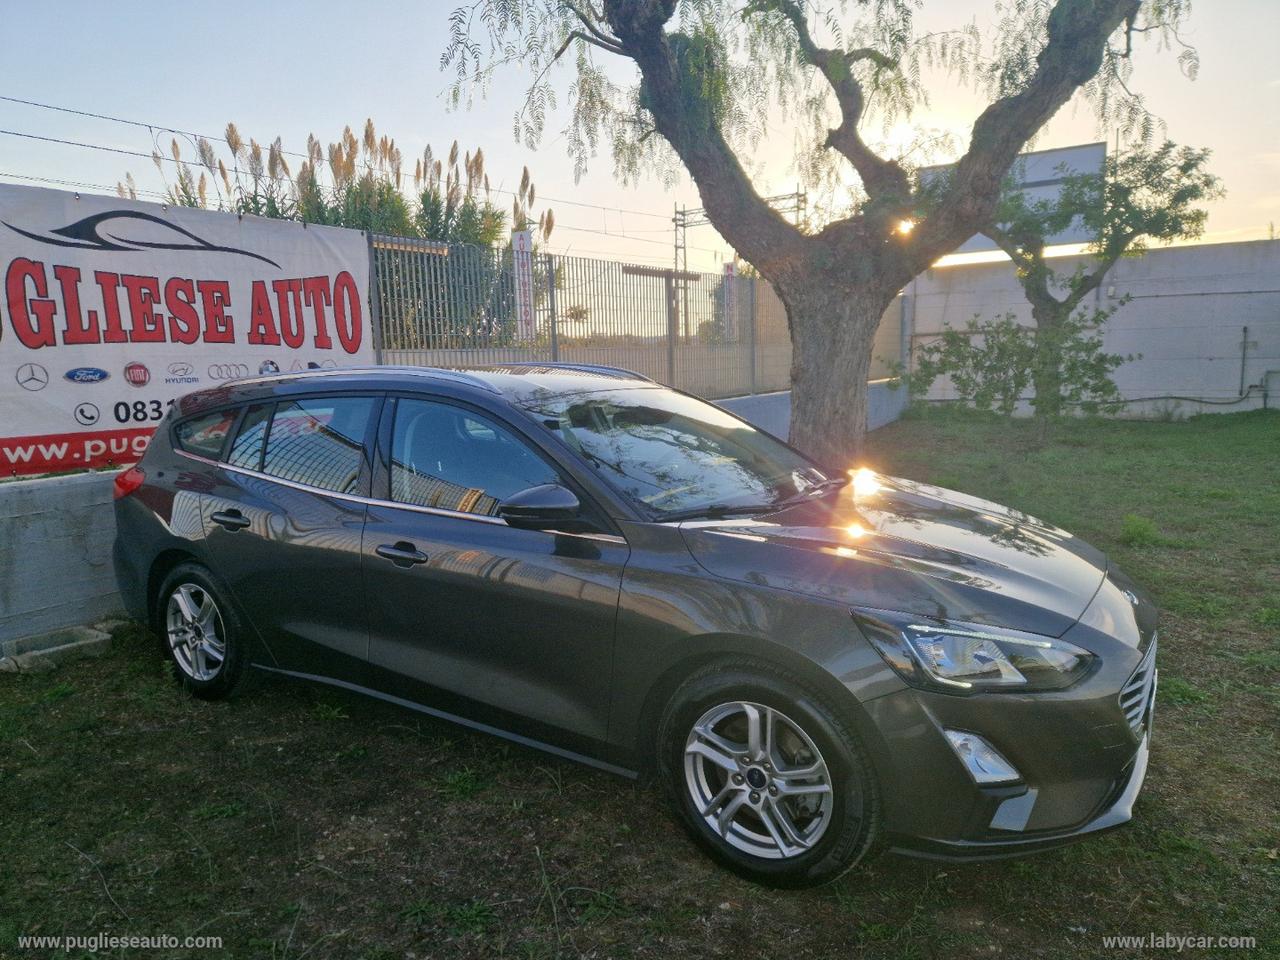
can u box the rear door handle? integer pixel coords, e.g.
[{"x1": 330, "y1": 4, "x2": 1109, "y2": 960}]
[
  {"x1": 210, "y1": 509, "x2": 251, "y2": 531},
  {"x1": 375, "y1": 541, "x2": 429, "y2": 568}
]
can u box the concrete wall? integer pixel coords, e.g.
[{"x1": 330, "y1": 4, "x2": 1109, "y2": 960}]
[
  {"x1": 0, "y1": 472, "x2": 121, "y2": 645},
  {"x1": 899, "y1": 238, "x2": 1280, "y2": 416},
  {"x1": 718, "y1": 379, "x2": 908, "y2": 438}
]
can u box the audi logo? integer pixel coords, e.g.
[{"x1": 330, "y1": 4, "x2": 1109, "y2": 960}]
[{"x1": 207, "y1": 363, "x2": 250, "y2": 381}]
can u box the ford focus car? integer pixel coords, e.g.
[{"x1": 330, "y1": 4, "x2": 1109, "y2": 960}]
[{"x1": 112, "y1": 364, "x2": 1158, "y2": 887}]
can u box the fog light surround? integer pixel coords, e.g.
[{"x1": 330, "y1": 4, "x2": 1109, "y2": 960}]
[{"x1": 944, "y1": 730, "x2": 1022, "y2": 785}]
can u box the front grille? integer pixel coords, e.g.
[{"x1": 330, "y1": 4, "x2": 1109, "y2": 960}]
[{"x1": 1118, "y1": 635, "x2": 1158, "y2": 735}]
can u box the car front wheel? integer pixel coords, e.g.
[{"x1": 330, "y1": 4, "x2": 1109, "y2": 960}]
[{"x1": 657, "y1": 661, "x2": 881, "y2": 887}]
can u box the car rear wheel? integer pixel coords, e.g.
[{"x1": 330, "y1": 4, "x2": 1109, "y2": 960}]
[
  {"x1": 657, "y1": 661, "x2": 881, "y2": 887},
  {"x1": 156, "y1": 563, "x2": 248, "y2": 700}
]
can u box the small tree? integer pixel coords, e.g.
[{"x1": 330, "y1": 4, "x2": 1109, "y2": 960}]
[{"x1": 909, "y1": 142, "x2": 1220, "y2": 429}]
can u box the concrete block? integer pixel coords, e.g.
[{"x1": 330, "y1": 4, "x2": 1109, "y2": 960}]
[{"x1": 0, "y1": 624, "x2": 111, "y2": 673}]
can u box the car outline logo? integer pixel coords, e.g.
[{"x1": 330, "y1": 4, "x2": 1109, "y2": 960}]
[
  {"x1": 207, "y1": 363, "x2": 250, "y2": 381},
  {"x1": 74, "y1": 402, "x2": 101, "y2": 426},
  {"x1": 167, "y1": 362, "x2": 194, "y2": 377},
  {"x1": 15, "y1": 363, "x2": 49, "y2": 391},
  {"x1": 64, "y1": 366, "x2": 111, "y2": 384},
  {"x1": 123, "y1": 361, "x2": 151, "y2": 388}
]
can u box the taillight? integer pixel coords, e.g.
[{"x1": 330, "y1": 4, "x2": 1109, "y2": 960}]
[{"x1": 113, "y1": 466, "x2": 146, "y2": 500}]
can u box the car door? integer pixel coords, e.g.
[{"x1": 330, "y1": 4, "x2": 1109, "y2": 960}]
[
  {"x1": 361, "y1": 394, "x2": 629, "y2": 746},
  {"x1": 200, "y1": 392, "x2": 381, "y2": 679}
]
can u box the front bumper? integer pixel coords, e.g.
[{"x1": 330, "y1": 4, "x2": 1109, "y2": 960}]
[
  {"x1": 890, "y1": 730, "x2": 1149, "y2": 860},
  {"x1": 856, "y1": 596, "x2": 1157, "y2": 858}
]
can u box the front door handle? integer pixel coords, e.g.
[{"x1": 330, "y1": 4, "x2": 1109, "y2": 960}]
[
  {"x1": 210, "y1": 509, "x2": 251, "y2": 531},
  {"x1": 375, "y1": 541, "x2": 429, "y2": 568}
]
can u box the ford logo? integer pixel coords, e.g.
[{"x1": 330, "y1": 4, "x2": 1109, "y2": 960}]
[{"x1": 64, "y1": 366, "x2": 110, "y2": 384}]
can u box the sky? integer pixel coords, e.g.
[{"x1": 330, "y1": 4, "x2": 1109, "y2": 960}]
[{"x1": 2, "y1": 0, "x2": 1277, "y2": 272}]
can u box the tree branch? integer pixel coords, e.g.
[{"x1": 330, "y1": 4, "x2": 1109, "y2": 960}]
[
  {"x1": 754, "y1": 0, "x2": 909, "y2": 202},
  {"x1": 563, "y1": 1, "x2": 626, "y2": 52}
]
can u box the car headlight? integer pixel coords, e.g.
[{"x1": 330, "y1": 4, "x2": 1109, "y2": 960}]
[{"x1": 852, "y1": 610, "x2": 1096, "y2": 693}]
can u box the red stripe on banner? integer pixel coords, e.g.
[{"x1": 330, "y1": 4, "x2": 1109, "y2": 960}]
[{"x1": 0, "y1": 427, "x2": 156, "y2": 476}]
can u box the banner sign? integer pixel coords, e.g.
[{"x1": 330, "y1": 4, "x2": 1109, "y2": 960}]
[
  {"x1": 0, "y1": 184, "x2": 374, "y2": 475},
  {"x1": 511, "y1": 229, "x2": 535, "y2": 340}
]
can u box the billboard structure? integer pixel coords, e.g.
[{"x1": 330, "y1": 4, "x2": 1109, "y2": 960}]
[
  {"x1": 0, "y1": 184, "x2": 375, "y2": 476},
  {"x1": 919, "y1": 141, "x2": 1107, "y2": 255}
]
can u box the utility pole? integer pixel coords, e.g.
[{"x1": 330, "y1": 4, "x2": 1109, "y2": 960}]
[{"x1": 673, "y1": 188, "x2": 807, "y2": 343}]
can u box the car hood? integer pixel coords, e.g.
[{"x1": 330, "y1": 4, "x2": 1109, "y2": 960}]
[{"x1": 679, "y1": 475, "x2": 1107, "y2": 637}]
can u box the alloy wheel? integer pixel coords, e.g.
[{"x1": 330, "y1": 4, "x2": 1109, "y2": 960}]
[
  {"x1": 165, "y1": 583, "x2": 227, "y2": 682},
  {"x1": 683, "y1": 700, "x2": 836, "y2": 860}
]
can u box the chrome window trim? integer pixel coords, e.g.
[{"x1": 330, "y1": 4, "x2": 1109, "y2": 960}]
[{"x1": 174, "y1": 448, "x2": 628, "y2": 544}]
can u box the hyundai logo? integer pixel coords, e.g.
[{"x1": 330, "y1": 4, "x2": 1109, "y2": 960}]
[
  {"x1": 64, "y1": 366, "x2": 111, "y2": 384},
  {"x1": 207, "y1": 362, "x2": 250, "y2": 381},
  {"x1": 168, "y1": 362, "x2": 194, "y2": 377}
]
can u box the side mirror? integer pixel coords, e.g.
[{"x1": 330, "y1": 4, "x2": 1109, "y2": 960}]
[{"x1": 498, "y1": 483, "x2": 581, "y2": 530}]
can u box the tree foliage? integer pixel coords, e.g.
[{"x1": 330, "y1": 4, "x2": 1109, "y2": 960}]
[{"x1": 907, "y1": 307, "x2": 1133, "y2": 416}]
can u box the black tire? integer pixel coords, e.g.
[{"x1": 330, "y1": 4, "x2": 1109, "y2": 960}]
[
  {"x1": 154, "y1": 562, "x2": 249, "y2": 701},
  {"x1": 656, "y1": 659, "x2": 881, "y2": 888}
]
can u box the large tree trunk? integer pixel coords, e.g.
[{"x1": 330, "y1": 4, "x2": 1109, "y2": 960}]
[{"x1": 780, "y1": 281, "x2": 898, "y2": 467}]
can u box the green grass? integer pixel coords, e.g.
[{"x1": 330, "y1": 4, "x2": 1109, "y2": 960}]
[{"x1": 2, "y1": 409, "x2": 1277, "y2": 958}]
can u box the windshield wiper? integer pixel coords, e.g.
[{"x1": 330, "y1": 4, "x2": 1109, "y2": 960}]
[
  {"x1": 658, "y1": 476, "x2": 849, "y2": 523},
  {"x1": 657, "y1": 503, "x2": 784, "y2": 523},
  {"x1": 770, "y1": 475, "x2": 850, "y2": 510}
]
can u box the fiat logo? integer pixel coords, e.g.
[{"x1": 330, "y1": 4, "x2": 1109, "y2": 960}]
[{"x1": 123, "y1": 362, "x2": 151, "y2": 388}]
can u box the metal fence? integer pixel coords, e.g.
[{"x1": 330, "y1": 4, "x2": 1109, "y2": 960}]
[{"x1": 371, "y1": 236, "x2": 830, "y2": 399}]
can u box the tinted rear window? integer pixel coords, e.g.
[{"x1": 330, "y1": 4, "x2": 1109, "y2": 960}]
[
  {"x1": 174, "y1": 409, "x2": 237, "y2": 459},
  {"x1": 260, "y1": 396, "x2": 375, "y2": 494}
]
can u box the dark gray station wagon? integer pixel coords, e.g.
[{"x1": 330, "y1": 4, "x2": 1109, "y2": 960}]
[{"x1": 113, "y1": 364, "x2": 1158, "y2": 886}]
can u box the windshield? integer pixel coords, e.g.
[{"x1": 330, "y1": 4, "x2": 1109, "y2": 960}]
[{"x1": 521, "y1": 387, "x2": 834, "y2": 519}]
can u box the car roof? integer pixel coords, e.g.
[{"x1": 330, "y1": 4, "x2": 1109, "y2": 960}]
[{"x1": 171, "y1": 363, "x2": 660, "y2": 418}]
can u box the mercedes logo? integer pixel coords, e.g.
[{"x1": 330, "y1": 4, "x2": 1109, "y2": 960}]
[
  {"x1": 74, "y1": 402, "x2": 101, "y2": 426},
  {"x1": 16, "y1": 362, "x2": 49, "y2": 391}
]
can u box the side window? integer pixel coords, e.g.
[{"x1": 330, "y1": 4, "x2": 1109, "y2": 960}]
[
  {"x1": 228, "y1": 403, "x2": 272, "y2": 470},
  {"x1": 260, "y1": 396, "x2": 376, "y2": 494},
  {"x1": 174, "y1": 409, "x2": 237, "y2": 459},
  {"x1": 390, "y1": 399, "x2": 559, "y2": 516}
]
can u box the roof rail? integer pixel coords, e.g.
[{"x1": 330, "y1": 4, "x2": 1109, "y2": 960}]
[
  {"x1": 516, "y1": 362, "x2": 656, "y2": 383},
  {"x1": 233, "y1": 365, "x2": 503, "y2": 394}
]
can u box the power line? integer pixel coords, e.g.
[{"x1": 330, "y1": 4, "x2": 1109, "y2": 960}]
[{"x1": 0, "y1": 93, "x2": 675, "y2": 222}]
